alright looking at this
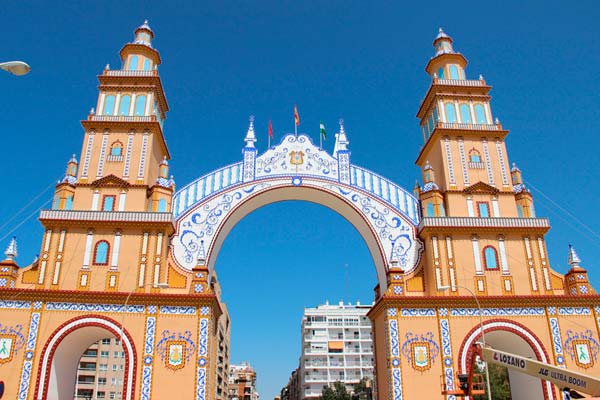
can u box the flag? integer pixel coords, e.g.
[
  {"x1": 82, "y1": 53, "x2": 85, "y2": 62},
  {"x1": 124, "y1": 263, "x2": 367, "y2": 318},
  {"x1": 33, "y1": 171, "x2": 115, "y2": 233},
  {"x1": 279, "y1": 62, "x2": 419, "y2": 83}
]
[
  {"x1": 294, "y1": 105, "x2": 300, "y2": 126},
  {"x1": 320, "y1": 122, "x2": 326, "y2": 140},
  {"x1": 268, "y1": 120, "x2": 273, "y2": 138}
]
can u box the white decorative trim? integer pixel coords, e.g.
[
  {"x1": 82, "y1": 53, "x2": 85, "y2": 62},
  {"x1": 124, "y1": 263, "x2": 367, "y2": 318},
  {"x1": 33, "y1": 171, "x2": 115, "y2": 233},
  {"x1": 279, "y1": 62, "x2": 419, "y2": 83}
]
[
  {"x1": 123, "y1": 131, "x2": 134, "y2": 178},
  {"x1": 498, "y1": 236, "x2": 509, "y2": 274},
  {"x1": 137, "y1": 132, "x2": 149, "y2": 180},
  {"x1": 471, "y1": 236, "x2": 482, "y2": 274},
  {"x1": 451, "y1": 307, "x2": 545, "y2": 317},
  {"x1": 96, "y1": 132, "x2": 109, "y2": 178},
  {"x1": 457, "y1": 138, "x2": 469, "y2": 185},
  {"x1": 111, "y1": 231, "x2": 121, "y2": 268},
  {"x1": 118, "y1": 191, "x2": 127, "y2": 211},
  {"x1": 17, "y1": 312, "x2": 40, "y2": 400},
  {"x1": 401, "y1": 308, "x2": 436, "y2": 317},
  {"x1": 81, "y1": 131, "x2": 95, "y2": 179},
  {"x1": 466, "y1": 197, "x2": 474, "y2": 217},
  {"x1": 444, "y1": 137, "x2": 456, "y2": 185},
  {"x1": 482, "y1": 139, "x2": 494, "y2": 186},
  {"x1": 82, "y1": 230, "x2": 94, "y2": 268},
  {"x1": 439, "y1": 313, "x2": 455, "y2": 396},
  {"x1": 495, "y1": 140, "x2": 509, "y2": 186}
]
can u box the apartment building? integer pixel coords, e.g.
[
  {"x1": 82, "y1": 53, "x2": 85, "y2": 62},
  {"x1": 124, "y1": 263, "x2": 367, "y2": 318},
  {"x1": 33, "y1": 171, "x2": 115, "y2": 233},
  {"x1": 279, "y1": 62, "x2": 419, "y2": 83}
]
[
  {"x1": 74, "y1": 338, "x2": 125, "y2": 399},
  {"x1": 228, "y1": 362, "x2": 259, "y2": 400},
  {"x1": 299, "y1": 302, "x2": 374, "y2": 399}
]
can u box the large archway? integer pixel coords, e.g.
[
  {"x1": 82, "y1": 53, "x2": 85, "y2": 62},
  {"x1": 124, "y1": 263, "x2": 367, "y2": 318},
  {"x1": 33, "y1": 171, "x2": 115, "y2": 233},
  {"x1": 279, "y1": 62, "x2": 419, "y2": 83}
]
[
  {"x1": 171, "y1": 133, "x2": 423, "y2": 292},
  {"x1": 34, "y1": 315, "x2": 137, "y2": 400},
  {"x1": 459, "y1": 320, "x2": 555, "y2": 400}
]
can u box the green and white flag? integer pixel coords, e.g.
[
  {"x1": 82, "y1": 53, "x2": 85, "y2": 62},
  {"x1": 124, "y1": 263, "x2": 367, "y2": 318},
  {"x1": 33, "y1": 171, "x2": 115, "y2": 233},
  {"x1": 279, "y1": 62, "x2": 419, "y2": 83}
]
[{"x1": 320, "y1": 122, "x2": 326, "y2": 140}]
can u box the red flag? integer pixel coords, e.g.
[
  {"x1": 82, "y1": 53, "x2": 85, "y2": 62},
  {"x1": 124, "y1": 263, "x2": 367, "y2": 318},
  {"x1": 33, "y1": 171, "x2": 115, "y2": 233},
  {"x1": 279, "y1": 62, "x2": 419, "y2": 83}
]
[
  {"x1": 268, "y1": 120, "x2": 273, "y2": 138},
  {"x1": 294, "y1": 105, "x2": 300, "y2": 126}
]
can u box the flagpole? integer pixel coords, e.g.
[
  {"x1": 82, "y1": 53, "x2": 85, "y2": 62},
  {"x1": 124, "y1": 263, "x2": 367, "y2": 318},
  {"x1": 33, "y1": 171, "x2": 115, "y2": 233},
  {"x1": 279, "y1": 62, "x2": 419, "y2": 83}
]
[{"x1": 319, "y1": 129, "x2": 322, "y2": 149}]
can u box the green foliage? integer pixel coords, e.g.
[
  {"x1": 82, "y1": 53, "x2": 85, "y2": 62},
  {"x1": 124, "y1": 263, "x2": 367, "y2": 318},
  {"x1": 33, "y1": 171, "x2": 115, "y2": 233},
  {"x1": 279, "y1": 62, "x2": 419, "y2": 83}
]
[
  {"x1": 474, "y1": 363, "x2": 512, "y2": 400},
  {"x1": 319, "y1": 381, "x2": 351, "y2": 400}
]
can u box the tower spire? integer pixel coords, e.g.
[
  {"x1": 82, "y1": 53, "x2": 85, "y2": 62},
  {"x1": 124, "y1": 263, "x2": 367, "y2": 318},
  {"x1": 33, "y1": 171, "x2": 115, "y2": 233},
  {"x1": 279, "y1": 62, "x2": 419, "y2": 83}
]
[
  {"x1": 333, "y1": 118, "x2": 349, "y2": 157},
  {"x1": 244, "y1": 115, "x2": 257, "y2": 148},
  {"x1": 567, "y1": 244, "x2": 582, "y2": 269},
  {"x1": 4, "y1": 237, "x2": 17, "y2": 261}
]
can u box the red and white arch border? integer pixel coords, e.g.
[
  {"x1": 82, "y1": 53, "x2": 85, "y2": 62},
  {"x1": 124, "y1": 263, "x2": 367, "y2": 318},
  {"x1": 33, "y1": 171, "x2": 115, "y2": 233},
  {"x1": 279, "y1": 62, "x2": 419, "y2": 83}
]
[
  {"x1": 458, "y1": 319, "x2": 556, "y2": 400},
  {"x1": 34, "y1": 314, "x2": 137, "y2": 400}
]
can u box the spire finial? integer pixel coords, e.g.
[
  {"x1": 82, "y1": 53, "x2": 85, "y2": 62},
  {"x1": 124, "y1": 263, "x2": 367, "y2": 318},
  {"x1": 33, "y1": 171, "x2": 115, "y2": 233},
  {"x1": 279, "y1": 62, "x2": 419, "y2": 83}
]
[
  {"x1": 244, "y1": 115, "x2": 257, "y2": 148},
  {"x1": 339, "y1": 118, "x2": 345, "y2": 133},
  {"x1": 4, "y1": 237, "x2": 17, "y2": 261},
  {"x1": 568, "y1": 244, "x2": 582, "y2": 268},
  {"x1": 333, "y1": 118, "x2": 349, "y2": 157}
]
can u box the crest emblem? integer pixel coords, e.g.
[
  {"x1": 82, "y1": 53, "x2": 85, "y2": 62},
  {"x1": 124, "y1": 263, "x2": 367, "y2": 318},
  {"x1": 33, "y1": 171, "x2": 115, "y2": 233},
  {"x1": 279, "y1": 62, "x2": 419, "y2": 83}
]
[
  {"x1": 0, "y1": 335, "x2": 15, "y2": 364},
  {"x1": 574, "y1": 341, "x2": 592, "y2": 367},
  {"x1": 289, "y1": 151, "x2": 304, "y2": 165},
  {"x1": 564, "y1": 330, "x2": 599, "y2": 369},
  {"x1": 411, "y1": 343, "x2": 430, "y2": 371},
  {"x1": 167, "y1": 341, "x2": 185, "y2": 370}
]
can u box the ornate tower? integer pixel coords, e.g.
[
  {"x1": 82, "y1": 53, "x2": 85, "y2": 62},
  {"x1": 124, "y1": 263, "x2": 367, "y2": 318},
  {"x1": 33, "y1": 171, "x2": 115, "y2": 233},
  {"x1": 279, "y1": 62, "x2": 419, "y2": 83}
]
[
  {"x1": 414, "y1": 28, "x2": 565, "y2": 297},
  {"x1": 23, "y1": 20, "x2": 175, "y2": 293}
]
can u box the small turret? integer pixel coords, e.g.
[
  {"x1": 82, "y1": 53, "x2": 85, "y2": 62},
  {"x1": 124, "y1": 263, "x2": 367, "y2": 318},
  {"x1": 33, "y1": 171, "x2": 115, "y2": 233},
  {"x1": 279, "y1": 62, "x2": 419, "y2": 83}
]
[
  {"x1": 564, "y1": 245, "x2": 593, "y2": 295},
  {"x1": 134, "y1": 20, "x2": 154, "y2": 47},
  {"x1": 119, "y1": 20, "x2": 161, "y2": 71},
  {"x1": 511, "y1": 163, "x2": 523, "y2": 186},
  {"x1": 63, "y1": 154, "x2": 78, "y2": 185},
  {"x1": 333, "y1": 119, "x2": 349, "y2": 157},
  {"x1": 426, "y1": 28, "x2": 467, "y2": 80},
  {"x1": 0, "y1": 237, "x2": 19, "y2": 287},
  {"x1": 159, "y1": 156, "x2": 169, "y2": 179},
  {"x1": 244, "y1": 116, "x2": 257, "y2": 148},
  {"x1": 4, "y1": 237, "x2": 17, "y2": 261}
]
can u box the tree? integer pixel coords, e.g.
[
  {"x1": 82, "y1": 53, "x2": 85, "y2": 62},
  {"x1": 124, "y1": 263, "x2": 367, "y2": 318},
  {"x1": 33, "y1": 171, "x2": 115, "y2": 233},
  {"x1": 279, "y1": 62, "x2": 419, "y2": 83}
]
[
  {"x1": 474, "y1": 363, "x2": 511, "y2": 400},
  {"x1": 319, "y1": 381, "x2": 352, "y2": 400}
]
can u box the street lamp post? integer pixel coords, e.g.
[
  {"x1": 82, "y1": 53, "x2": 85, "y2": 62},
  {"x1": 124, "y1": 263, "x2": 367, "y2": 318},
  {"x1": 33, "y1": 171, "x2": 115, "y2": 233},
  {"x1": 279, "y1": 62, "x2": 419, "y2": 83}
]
[
  {"x1": 0, "y1": 61, "x2": 30, "y2": 76},
  {"x1": 439, "y1": 284, "x2": 492, "y2": 400}
]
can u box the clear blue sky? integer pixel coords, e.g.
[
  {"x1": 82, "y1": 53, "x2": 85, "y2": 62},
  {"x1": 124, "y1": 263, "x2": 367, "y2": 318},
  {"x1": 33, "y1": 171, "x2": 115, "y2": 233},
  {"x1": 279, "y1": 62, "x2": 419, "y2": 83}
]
[{"x1": 1, "y1": 1, "x2": 599, "y2": 398}]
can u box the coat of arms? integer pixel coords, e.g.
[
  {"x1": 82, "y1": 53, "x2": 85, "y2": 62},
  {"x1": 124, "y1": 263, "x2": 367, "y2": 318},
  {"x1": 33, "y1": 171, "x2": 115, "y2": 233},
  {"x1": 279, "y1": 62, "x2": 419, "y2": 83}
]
[
  {"x1": 574, "y1": 341, "x2": 592, "y2": 367},
  {"x1": 0, "y1": 335, "x2": 15, "y2": 364},
  {"x1": 290, "y1": 151, "x2": 304, "y2": 165},
  {"x1": 156, "y1": 330, "x2": 196, "y2": 371},
  {"x1": 167, "y1": 341, "x2": 185, "y2": 370},
  {"x1": 411, "y1": 343, "x2": 430, "y2": 371}
]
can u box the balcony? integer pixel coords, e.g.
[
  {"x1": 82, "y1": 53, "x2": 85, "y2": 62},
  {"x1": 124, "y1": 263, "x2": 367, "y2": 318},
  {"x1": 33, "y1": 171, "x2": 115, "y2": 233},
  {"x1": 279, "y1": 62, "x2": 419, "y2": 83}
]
[
  {"x1": 103, "y1": 70, "x2": 158, "y2": 77},
  {"x1": 87, "y1": 114, "x2": 155, "y2": 123},
  {"x1": 419, "y1": 217, "x2": 551, "y2": 231},
  {"x1": 39, "y1": 210, "x2": 175, "y2": 225},
  {"x1": 436, "y1": 122, "x2": 501, "y2": 131},
  {"x1": 432, "y1": 78, "x2": 487, "y2": 87}
]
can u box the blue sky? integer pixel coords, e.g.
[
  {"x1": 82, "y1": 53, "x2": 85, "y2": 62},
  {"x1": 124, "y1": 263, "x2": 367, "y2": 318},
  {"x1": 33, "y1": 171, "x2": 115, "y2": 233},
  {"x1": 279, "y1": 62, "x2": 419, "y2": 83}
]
[{"x1": 1, "y1": 1, "x2": 600, "y2": 398}]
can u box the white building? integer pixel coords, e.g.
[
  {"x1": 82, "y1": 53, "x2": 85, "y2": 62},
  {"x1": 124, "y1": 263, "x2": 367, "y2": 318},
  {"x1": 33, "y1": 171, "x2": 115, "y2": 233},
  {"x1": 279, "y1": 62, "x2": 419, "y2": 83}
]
[{"x1": 299, "y1": 302, "x2": 374, "y2": 399}]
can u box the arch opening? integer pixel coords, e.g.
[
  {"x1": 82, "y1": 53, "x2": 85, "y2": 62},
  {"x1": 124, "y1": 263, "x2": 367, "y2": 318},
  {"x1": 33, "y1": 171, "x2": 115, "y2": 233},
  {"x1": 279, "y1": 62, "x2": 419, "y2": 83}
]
[{"x1": 35, "y1": 315, "x2": 136, "y2": 400}]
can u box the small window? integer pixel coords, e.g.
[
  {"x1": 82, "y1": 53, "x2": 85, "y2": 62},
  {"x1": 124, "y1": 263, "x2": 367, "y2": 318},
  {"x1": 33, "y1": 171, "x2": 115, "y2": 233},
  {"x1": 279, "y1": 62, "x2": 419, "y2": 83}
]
[
  {"x1": 158, "y1": 198, "x2": 167, "y2": 212},
  {"x1": 439, "y1": 202, "x2": 446, "y2": 217},
  {"x1": 449, "y1": 65, "x2": 459, "y2": 80},
  {"x1": 469, "y1": 150, "x2": 482, "y2": 163},
  {"x1": 460, "y1": 104, "x2": 471, "y2": 123},
  {"x1": 129, "y1": 56, "x2": 138, "y2": 70},
  {"x1": 102, "y1": 196, "x2": 115, "y2": 211},
  {"x1": 426, "y1": 203, "x2": 435, "y2": 217},
  {"x1": 143, "y1": 59, "x2": 151, "y2": 71},
  {"x1": 475, "y1": 104, "x2": 487, "y2": 124},
  {"x1": 101, "y1": 338, "x2": 110, "y2": 345},
  {"x1": 477, "y1": 202, "x2": 490, "y2": 218},
  {"x1": 437, "y1": 67, "x2": 445, "y2": 79},
  {"x1": 517, "y1": 204, "x2": 524, "y2": 218},
  {"x1": 94, "y1": 241, "x2": 110, "y2": 265},
  {"x1": 445, "y1": 103, "x2": 457, "y2": 123},
  {"x1": 110, "y1": 142, "x2": 123, "y2": 156},
  {"x1": 134, "y1": 95, "x2": 146, "y2": 116},
  {"x1": 100, "y1": 350, "x2": 109, "y2": 358},
  {"x1": 52, "y1": 196, "x2": 60, "y2": 209},
  {"x1": 483, "y1": 246, "x2": 499, "y2": 269},
  {"x1": 103, "y1": 95, "x2": 116, "y2": 115},
  {"x1": 119, "y1": 95, "x2": 131, "y2": 116},
  {"x1": 98, "y1": 377, "x2": 107, "y2": 386}
]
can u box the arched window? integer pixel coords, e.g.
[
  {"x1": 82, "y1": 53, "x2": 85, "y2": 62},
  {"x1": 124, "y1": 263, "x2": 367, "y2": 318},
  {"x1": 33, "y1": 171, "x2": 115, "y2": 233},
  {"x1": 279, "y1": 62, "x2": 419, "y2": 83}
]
[
  {"x1": 460, "y1": 104, "x2": 471, "y2": 123},
  {"x1": 469, "y1": 150, "x2": 482, "y2": 163},
  {"x1": 475, "y1": 104, "x2": 487, "y2": 124},
  {"x1": 449, "y1": 65, "x2": 459, "y2": 80},
  {"x1": 437, "y1": 67, "x2": 445, "y2": 79},
  {"x1": 143, "y1": 59, "x2": 151, "y2": 71},
  {"x1": 426, "y1": 203, "x2": 435, "y2": 217},
  {"x1": 110, "y1": 141, "x2": 123, "y2": 156},
  {"x1": 119, "y1": 95, "x2": 131, "y2": 116},
  {"x1": 483, "y1": 246, "x2": 499, "y2": 269},
  {"x1": 93, "y1": 241, "x2": 110, "y2": 265},
  {"x1": 103, "y1": 95, "x2": 116, "y2": 115},
  {"x1": 445, "y1": 103, "x2": 457, "y2": 123},
  {"x1": 65, "y1": 196, "x2": 73, "y2": 210},
  {"x1": 134, "y1": 95, "x2": 146, "y2": 116},
  {"x1": 158, "y1": 198, "x2": 167, "y2": 212},
  {"x1": 129, "y1": 56, "x2": 139, "y2": 70}
]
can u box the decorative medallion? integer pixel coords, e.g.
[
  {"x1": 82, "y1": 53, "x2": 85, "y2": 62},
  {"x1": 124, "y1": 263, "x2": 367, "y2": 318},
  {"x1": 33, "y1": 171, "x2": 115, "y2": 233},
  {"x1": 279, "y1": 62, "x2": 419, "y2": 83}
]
[
  {"x1": 156, "y1": 330, "x2": 196, "y2": 371},
  {"x1": 0, "y1": 323, "x2": 25, "y2": 365},
  {"x1": 290, "y1": 150, "x2": 304, "y2": 165},
  {"x1": 401, "y1": 332, "x2": 440, "y2": 372},
  {"x1": 564, "y1": 330, "x2": 600, "y2": 369}
]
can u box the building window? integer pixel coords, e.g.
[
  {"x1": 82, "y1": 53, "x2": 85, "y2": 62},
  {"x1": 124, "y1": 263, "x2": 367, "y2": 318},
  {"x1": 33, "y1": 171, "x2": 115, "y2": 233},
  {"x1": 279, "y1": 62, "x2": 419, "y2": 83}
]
[
  {"x1": 119, "y1": 95, "x2": 131, "y2": 116},
  {"x1": 445, "y1": 103, "x2": 457, "y2": 123},
  {"x1": 449, "y1": 65, "x2": 459, "y2": 80},
  {"x1": 110, "y1": 142, "x2": 123, "y2": 156},
  {"x1": 143, "y1": 59, "x2": 151, "y2": 71},
  {"x1": 98, "y1": 377, "x2": 107, "y2": 386},
  {"x1": 99, "y1": 364, "x2": 108, "y2": 371},
  {"x1": 475, "y1": 104, "x2": 487, "y2": 124},
  {"x1": 102, "y1": 195, "x2": 115, "y2": 211},
  {"x1": 112, "y1": 364, "x2": 118, "y2": 371},
  {"x1": 114, "y1": 351, "x2": 120, "y2": 358},
  {"x1": 158, "y1": 198, "x2": 167, "y2": 212},
  {"x1": 100, "y1": 350, "x2": 109, "y2": 358},
  {"x1": 437, "y1": 67, "x2": 444, "y2": 79},
  {"x1": 477, "y1": 202, "x2": 490, "y2": 218},
  {"x1": 104, "y1": 95, "x2": 116, "y2": 115},
  {"x1": 483, "y1": 246, "x2": 499, "y2": 269},
  {"x1": 469, "y1": 150, "x2": 482, "y2": 163},
  {"x1": 426, "y1": 203, "x2": 435, "y2": 217},
  {"x1": 129, "y1": 56, "x2": 138, "y2": 70},
  {"x1": 93, "y1": 241, "x2": 110, "y2": 265},
  {"x1": 101, "y1": 339, "x2": 111, "y2": 345},
  {"x1": 134, "y1": 95, "x2": 146, "y2": 116},
  {"x1": 460, "y1": 104, "x2": 471, "y2": 123},
  {"x1": 517, "y1": 204, "x2": 524, "y2": 218}
]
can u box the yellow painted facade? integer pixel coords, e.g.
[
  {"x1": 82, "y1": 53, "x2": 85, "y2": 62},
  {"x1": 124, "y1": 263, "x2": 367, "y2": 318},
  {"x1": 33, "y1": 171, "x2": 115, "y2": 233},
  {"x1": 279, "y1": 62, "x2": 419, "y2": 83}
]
[{"x1": 0, "y1": 23, "x2": 598, "y2": 400}]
